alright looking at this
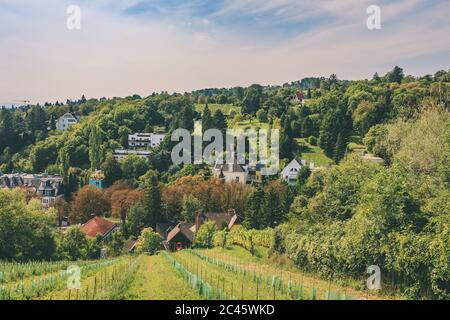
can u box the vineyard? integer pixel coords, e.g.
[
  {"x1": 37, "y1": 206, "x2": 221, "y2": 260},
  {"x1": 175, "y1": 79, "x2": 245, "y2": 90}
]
[{"x1": 0, "y1": 246, "x2": 388, "y2": 300}]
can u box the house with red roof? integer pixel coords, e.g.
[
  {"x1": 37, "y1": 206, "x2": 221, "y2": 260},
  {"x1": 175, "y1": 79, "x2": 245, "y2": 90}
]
[
  {"x1": 292, "y1": 91, "x2": 305, "y2": 105},
  {"x1": 80, "y1": 216, "x2": 118, "y2": 240}
]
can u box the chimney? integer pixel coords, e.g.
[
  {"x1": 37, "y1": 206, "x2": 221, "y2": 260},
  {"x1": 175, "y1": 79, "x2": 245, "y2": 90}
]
[{"x1": 195, "y1": 210, "x2": 205, "y2": 233}]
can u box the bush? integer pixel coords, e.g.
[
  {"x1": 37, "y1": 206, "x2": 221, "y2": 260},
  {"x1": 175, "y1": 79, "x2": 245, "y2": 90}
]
[
  {"x1": 194, "y1": 221, "x2": 216, "y2": 248},
  {"x1": 135, "y1": 228, "x2": 162, "y2": 255},
  {"x1": 0, "y1": 189, "x2": 57, "y2": 261},
  {"x1": 228, "y1": 226, "x2": 274, "y2": 251},
  {"x1": 308, "y1": 136, "x2": 318, "y2": 146}
]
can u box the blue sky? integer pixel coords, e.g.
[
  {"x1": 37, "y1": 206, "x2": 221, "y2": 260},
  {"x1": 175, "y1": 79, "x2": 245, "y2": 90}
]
[{"x1": 0, "y1": 0, "x2": 449, "y2": 103}]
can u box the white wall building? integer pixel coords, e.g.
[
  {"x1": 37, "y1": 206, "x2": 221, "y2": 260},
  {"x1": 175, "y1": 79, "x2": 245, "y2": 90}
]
[
  {"x1": 280, "y1": 157, "x2": 314, "y2": 184},
  {"x1": 128, "y1": 133, "x2": 166, "y2": 149},
  {"x1": 112, "y1": 149, "x2": 151, "y2": 162},
  {"x1": 56, "y1": 113, "x2": 78, "y2": 131}
]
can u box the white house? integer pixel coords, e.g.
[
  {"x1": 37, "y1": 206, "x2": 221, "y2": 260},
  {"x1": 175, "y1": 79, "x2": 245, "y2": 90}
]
[
  {"x1": 128, "y1": 133, "x2": 166, "y2": 149},
  {"x1": 56, "y1": 113, "x2": 78, "y2": 131},
  {"x1": 281, "y1": 157, "x2": 314, "y2": 184}
]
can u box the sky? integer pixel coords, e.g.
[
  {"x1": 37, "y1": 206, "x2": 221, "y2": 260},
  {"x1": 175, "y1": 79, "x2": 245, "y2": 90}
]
[{"x1": 0, "y1": 0, "x2": 449, "y2": 104}]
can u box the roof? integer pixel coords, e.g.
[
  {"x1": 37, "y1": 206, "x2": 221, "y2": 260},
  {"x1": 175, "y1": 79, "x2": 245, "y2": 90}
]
[
  {"x1": 295, "y1": 92, "x2": 305, "y2": 100},
  {"x1": 59, "y1": 113, "x2": 78, "y2": 120},
  {"x1": 156, "y1": 222, "x2": 176, "y2": 238},
  {"x1": 166, "y1": 222, "x2": 195, "y2": 243},
  {"x1": 123, "y1": 240, "x2": 137, "y2": 253},
  {"x1": 214, "y1": 159, "x2": 247, "y2": 173},
  {"x1": 193, "y1": 209, "x2": 240, "y2": 232},
  {"x1": 80, "y1": 216, "x2": 116, "y2": 238}
]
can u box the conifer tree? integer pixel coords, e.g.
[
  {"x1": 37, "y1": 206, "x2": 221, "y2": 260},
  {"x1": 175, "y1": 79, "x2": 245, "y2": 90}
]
[{"x1": 333, "y1": 133, "x2": 347, "y2": 163}]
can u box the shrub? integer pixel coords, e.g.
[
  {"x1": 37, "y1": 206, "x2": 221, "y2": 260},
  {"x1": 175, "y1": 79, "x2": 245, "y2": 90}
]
[
  {"x1": 308, "y1": 136, "x2": 318, "y2": 146},
  {"x1": 135, "y1": 228, "x2": 162, "y2": 255},
  {"x1": 194, "y1": 221, "x2": 216, "y2": 248}
]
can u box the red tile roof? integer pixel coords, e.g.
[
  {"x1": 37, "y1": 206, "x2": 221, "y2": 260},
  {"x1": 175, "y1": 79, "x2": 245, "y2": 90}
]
[{"x1": 80, "y1": 216, "x2": 116, "y2": 238}]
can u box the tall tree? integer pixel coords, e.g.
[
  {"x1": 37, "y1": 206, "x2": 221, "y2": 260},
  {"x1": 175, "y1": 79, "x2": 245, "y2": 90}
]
[
  {"x1": 386, "y1": 66, "x2": 404, "y2": 84},
  {"x1": 202, "y1": 104, "x2": 214, "y2": 132},
  {"x1": 213, "y1": 109, "x2": 227, "y2": 132},
  {"x1": 140, "y1": 170, "x2": 164, "y2": 227},
  {"x1": 101, "y1": 154, "x2": 123, "y2": 187},
  {"x1": 89, "y1": 124, "x2": 104, "y2": 170},
  {"x1": 280, "y1": 114, "x2": 295, "y2": 159},
  {"x1": 242, "y1": 85, "x2": 262, "y2": 115},
  {"x1": 333, "y1": 133, "x2": 347, "y2": 163},
  {"x1": 243, "y1": 186, "x2": 265, "y2": 229},
  {"x1": 178, "y1": 104, "x2": 195, "y2": 131},
  {"x1": 263, "y1": 186, "x2": 283, "y2": 227}
]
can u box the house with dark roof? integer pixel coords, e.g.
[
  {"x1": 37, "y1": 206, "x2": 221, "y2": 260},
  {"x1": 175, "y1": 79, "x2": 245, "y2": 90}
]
[
  {"x1": 165, "y1": 209, "x2": 241, "y2": 251},
  {"x1": 0, "y1": 173, "x2": 63, "y2": 208},
  {"x1": 166, "y1": 222, "x2": 195, "y2": 251},
  {"x1": 213, "y1": 155, "x2": 249, "y2": 184},
  {"x1": 80, "y1": 216, "x2": 118, "y2": 240}
]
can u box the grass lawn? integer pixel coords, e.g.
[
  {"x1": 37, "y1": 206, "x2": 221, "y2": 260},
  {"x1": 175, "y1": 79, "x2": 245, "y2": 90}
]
[
  {"x1": 231, "y1": 119, "x2": 272, "y2": 130},
  {"x1": 125, "y1": 254, "x2": 202, "y2": 300},
  {"x1": 296, "y1": 138, "x2": 334, "y2": 167},
  {"x1": 195, "y1": 103, "x2": 240, "y2": 116},
  {"x1": 347, "y1": 135, "x2": 366, "y2": 155}
]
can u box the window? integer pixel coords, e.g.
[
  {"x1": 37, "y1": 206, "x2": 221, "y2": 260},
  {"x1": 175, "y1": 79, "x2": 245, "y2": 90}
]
[{"x1": 236, "y1": 177, "x2": 240, "y2": 183}]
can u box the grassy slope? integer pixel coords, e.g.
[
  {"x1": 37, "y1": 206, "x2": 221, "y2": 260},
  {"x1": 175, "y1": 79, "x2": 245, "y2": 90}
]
[
  {"x1": 125, "y1": 254, "x2": 202, "y2": 300},
  {"x1": 296, "y1": 138, "x2": 334, "y2": 167},
  {"x1": 173, "y1": 250, "x2": 293, "y2": 300},
  {"x1": 200, "y1": 246, "x2": 398, "y2": 300},
  {"x1": 38, "y1": 257, "x2": 130, "y2": 300},
  {"x1": 195, "y1": 103, "x2": 240, "y2": 116}
]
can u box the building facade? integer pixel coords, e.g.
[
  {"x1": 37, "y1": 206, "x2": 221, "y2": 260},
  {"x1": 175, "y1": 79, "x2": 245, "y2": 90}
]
[
  {"x1": 56, "y1": 113, "x2": 79, "y2": 131},
  {"x1": 128, "y1": 133, "x2": 166, "y2": 149}
]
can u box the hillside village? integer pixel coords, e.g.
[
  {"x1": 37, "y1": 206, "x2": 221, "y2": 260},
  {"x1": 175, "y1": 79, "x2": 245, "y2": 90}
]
[{"x1": 0, "y1": 68, "x2": 449, "y2": 300}]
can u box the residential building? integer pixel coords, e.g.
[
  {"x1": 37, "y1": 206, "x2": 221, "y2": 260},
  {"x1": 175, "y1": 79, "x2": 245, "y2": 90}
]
[
  {"x1": 80, "y1": 216, "x2": 118, "y2": 240},
  {"x1": 56, "y1": 113, "x2": 79, "y2": 131},
  {"x1": 128, "y1": 133, "x2": 166, "y2": 149},
  {"x1": 292, "y1": 91, "x2": 305, "y2": 105},
  {"x1": 112, "y1": 149, "x2": 151, "y2": 162},
  {"x1": 280, "y1": 157, "x2": 314, "y2": 184},
  {"x1": 89, "y1": 170, "x2": 106, "y2": 189},
  {"x1": 247, "y1": 163, "x2": 265, "y2": 184},
  {"x1": 36, "y1": 178, "x2": 63, "y2": 208},
  {"x1": 166, "y1": 223, "x2": 195, "y2": 251},
  {"x1": 165, "y1": 209, "x2": 241, "y2": 251},
  {"x1": 0, "y1": 172, "x2": 63, "y2": 208},
  {"x1": 213, "y1": 156, "x2": 249, "y2": 185}
]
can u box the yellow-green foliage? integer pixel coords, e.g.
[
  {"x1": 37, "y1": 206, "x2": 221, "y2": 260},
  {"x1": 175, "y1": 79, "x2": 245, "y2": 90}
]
[{"x1": 228, "y1": 226, "x2": 274, "y2": 250}]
